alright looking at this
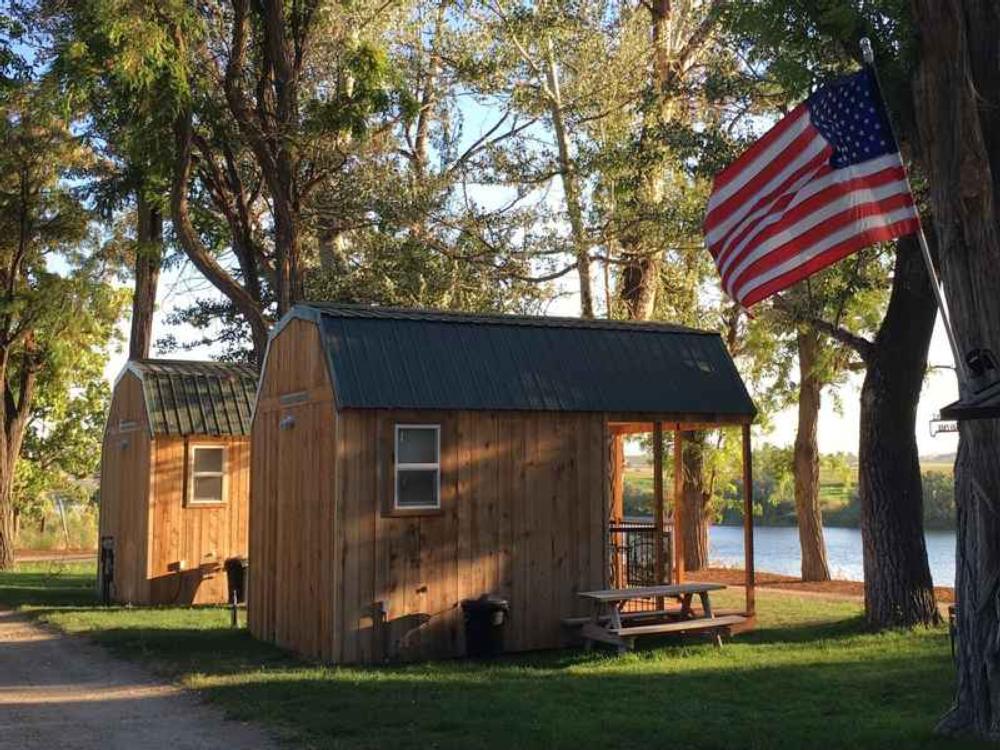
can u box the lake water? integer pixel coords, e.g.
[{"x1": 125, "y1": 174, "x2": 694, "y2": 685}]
[{"x1": 710, "y1": 525, "x2": 957, "y2": 587}]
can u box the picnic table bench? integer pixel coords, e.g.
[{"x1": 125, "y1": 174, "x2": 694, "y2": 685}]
[{"x1": 570, "y1": 583, "x2": 746, "y2": 653}]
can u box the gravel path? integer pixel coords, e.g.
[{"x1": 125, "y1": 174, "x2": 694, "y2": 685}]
[{"x1": 0, "y1": 609, "x2": 276, "y2": 750}]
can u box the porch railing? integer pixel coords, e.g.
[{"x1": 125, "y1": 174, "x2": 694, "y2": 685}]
[{"x1": 608, "y1": 519, "x2": 672, "y2": 610}]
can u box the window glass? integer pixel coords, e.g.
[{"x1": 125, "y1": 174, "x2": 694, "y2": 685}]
[
  {"x1": 189, "y1": 445, "x2": 226, "y2": 505},
  {"x1": 394, "y1": 425, "x2": 440, "y2": 510},
  {"x1": 193, "y1": 475, "x2": 224, "y2": 503},
  {"x1": 396, "y1": 469, "x2": 439, "y2": 507},
  {"x1": 194, "y1": 447, "x2": 224, "y2": 473},
  {"x1": 397, "y1": 427, "x2": 438, "y2": 464}
]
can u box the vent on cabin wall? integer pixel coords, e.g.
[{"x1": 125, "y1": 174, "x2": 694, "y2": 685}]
[{"x1": 279, "y1": 390, "x2": 309, "y2": 406}]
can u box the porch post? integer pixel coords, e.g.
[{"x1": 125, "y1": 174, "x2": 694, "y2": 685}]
[
  {"x1": 741, "y1": 422, "x2": 756, "y2": 617},
  {"x1": 609, "y1": 433, "x2": 625, "y2": 587},
  {"x1": 672, "y1": 429, "x2": 685, "y2": 584},
  {"x1": 653, "y1": 422, "x2": 665, "y2": 604},
  {"x1": 610, "y1": 434, "x2": 624, "y2": 524}
]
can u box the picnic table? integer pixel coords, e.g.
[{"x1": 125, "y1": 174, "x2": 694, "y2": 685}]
[{"x1": 573, "y1": 582, "x2": 746, "y2": 653}]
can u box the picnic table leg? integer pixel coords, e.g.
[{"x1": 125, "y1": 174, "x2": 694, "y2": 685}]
[
  {"x1": 680, "y1": 593, "x2": 694, "y2": 619},
  {"x1": 584, "y1": 600, "x2": 601, "y2": 651},
  {"x1": 610, "y1": 604, "x2": 628, "y2": 654},
  {"x1": 698, "y1": 592, "x2": 723, "y2": 648},
  {"x1": 698, "y1": 591, "x2": 714, "y2": 618}
]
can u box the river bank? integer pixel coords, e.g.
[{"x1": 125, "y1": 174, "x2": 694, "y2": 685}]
[{"x1": 698, "y1": 566, "x2": 955, "y2": 604}]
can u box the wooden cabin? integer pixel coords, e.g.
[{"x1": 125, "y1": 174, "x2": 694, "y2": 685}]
[
  {"x1": 250, "y1": 304, "x2": 757, "y2": 663},
  {"x1": 98, "y1": 359, "x2": 257, "y2": 605}
]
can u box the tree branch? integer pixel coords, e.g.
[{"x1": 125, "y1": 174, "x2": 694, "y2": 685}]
[{"x1": 772, "y1": 293, "x2": 875, "y2": 362}]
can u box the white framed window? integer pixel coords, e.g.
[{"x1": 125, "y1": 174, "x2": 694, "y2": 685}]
[
  {"x1": 394, "y1": 424, "x2": 440, "y2": 510},
  {"x1": 188, "y1": 444, "x2": 228, "y2": 506}
]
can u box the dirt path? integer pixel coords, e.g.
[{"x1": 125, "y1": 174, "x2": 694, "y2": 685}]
[{"x1": 0, "y1": 609, "x2": 276, "y2": 750}]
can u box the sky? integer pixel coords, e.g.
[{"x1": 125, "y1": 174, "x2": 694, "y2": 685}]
[
  {"x1": 105, "y1": 254, "x2": 962, "y2": 459},
  {"x1": 97, "y1": 52, "x2": 962, "y2": 461}
]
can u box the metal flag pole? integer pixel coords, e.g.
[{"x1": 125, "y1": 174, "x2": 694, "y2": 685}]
[{"x1": 859, "y1": 37, "x2": 971, "y2": 394}]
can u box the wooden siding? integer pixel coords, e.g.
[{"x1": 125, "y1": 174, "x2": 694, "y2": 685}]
[
  {"x1": 146, "y1": 435, "x2": 250, "y2": 604},
  {"x1": 98, "y1": 372, "x2": 152, "y2": 603},
  {"x1": 250, "y1": 318, "x2": 339, "y2": 658},
  {"x1": 347, "y1": 408, "x2": 609, "y2": 663},
  {"x1": 99, "y1": 370, "x2": 251, "y2": 605},
  {"x1": 249, "y1": 315, "x2": 609, "y2": 663}
]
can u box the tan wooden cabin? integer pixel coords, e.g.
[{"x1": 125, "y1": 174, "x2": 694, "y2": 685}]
[
  {"x1": 250, "y1": 304, "x2": 757, "y2": 663},
  {"x1": 99, "y1": 359, "x2": 257, "y2": 605}
]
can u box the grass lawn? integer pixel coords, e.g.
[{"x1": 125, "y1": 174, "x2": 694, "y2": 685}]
[{"x1": 0, "y1": 561, "x2": 987, "y2": 750}]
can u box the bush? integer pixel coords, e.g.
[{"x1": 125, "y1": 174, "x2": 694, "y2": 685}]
[
  {"x1": 921, "y1": 472, "x2": 955, "y2": 529},
  {"x1": 14, "y1": 502, "x2": 97, "y2": 551}
]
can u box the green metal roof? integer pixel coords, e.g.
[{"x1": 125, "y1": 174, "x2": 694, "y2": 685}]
[
  {"x1": 270, "y1": 304, "x2": 756, "y2": 418},
  {"x1": 122, "y1": 359, "x2": 258, "y2": 437}
]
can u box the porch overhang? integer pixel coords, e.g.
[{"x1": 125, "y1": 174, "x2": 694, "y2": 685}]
[{"x1": 606, "y1": 418, "x2": 756, "y2": 622}]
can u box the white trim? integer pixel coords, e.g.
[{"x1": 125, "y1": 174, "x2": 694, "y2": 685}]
[
  {"x1": 393, "y1": 424, "x2": 441, "y2": 510},
  {"x1": 187, "y1": 443, "x2": 229, "y2": 506}
]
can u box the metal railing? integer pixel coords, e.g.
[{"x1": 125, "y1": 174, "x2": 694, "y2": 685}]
[{"x1": 608, "y1": 519, "x2": 671, "y2": 610}]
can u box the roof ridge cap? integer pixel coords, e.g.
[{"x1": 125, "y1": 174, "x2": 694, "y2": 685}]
[{"x1": 294, "y1": 302, "x2": 713, "y2": 336}]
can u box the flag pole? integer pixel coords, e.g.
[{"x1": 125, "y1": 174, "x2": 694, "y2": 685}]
[{"x1": 860, "y1": 37, "x2": 970, "y2": 393}]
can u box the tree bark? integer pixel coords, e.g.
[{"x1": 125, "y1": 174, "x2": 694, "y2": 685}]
[
  {"x1": 0, "y1": 483, "x2": 13, "y2": 569},
  {"x1": 223, "y1": 0, "x2": 305, "y2": 316},
  {"x1": 128, "y1": 193, "x2": 162, "y2": 360},
  {"x1": 794, "y1": 329, "x2": 831, "y2": 582},
  {"x1": 680, "y1": 430, "x2": 710, "y2": 571},
  {"x1": 911, "y1": 0, "x2": 1000, "y2": 736},
  {"x1": 171, "y1": 109, "x2": 270, "y2": 364},
  {"x1": 858, "y1": 236, "x2": 939, "y2": 627},
  {"x1": 0, "y1": 349, "x2": 39, "y2": 571},
  {"x1": 545, "y1": 39, "x2": 594, "y2": 319}
]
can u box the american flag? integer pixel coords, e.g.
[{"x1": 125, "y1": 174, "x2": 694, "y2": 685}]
[{"x1": 704, "y1": 69, "x2": 919, "y2": 308}]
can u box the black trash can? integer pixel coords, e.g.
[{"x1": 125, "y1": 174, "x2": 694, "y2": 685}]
[
  {"x1": 461, "y1": 595, "x2": 509, "y2": 657},
  {"x1": 224, "y1": 557, "x2": 249, "y2": 604}
]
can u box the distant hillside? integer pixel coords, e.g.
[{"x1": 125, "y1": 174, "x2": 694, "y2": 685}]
[{"x1": 922, "y1": 453, "x2": 956, "y2": 466}]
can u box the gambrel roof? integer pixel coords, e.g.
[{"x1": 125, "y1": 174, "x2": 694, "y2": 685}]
[
  {"x1": 270, "y1": 304, "x2": 756, "y2": 418},
  {"x1": 118, "y1": 359, "x2": 258, "y2": 436}
]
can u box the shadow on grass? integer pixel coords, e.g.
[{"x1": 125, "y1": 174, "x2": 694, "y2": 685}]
[
  {"x1": 187, "y1": 649, "x2": 972, "y2": 750},
  {"x1": 3, "y1": 567, "x2": 972, "y2": 750},
  {"x1": 26, "y1": 613, "x2": 971, "y2": 750},
  {"x1": 0, "y1": 570, "x2": 98, "y2": 608}
]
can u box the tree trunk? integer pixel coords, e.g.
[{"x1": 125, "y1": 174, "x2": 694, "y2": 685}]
[
  {"x1": 0, "y1": 480, "x2": 13, "y2": 569},
  {"x1": 680, "y1": 430, "x2": 709, "y2": 571},
  {"x1": 171, "y1": 108, "x2": 270, "y2": 365},
  {"x1": 858, "y1": 236, "x2": 939, "y2": 628},
  {"x1": 546, "y1": 39, "x2": 594, "y2": 319},
  {"x1": 912, "y1": 0, "x2": 1000, "y2": 736},
  {"x1": 794, "y1": 329, "x2": 831, "y2": 582},
  {"x1": 0, "y1": 358, "x2": 38, "y2": 571},
  {"x1": 129, "y1": 193, "x2": 162, "y2": 360}
]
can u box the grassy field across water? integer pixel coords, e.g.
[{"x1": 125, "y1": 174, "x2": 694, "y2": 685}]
[{"x1": 0, "y1": 561, "x2": 986, "y2": 750}]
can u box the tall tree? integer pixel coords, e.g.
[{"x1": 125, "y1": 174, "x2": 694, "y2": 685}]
[
  {"x1": 725, "y1": 0, "x2": 940, "y2": 624},
  {"x1": 911, "y1": 0, "x2": 1000, "y2": 736},
  {"x1": 0, "y1": 80, "x2": 125, "y2": 569},
  {"x1": 40, "y1": 0, "x2": 175, "y2": 361}
]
